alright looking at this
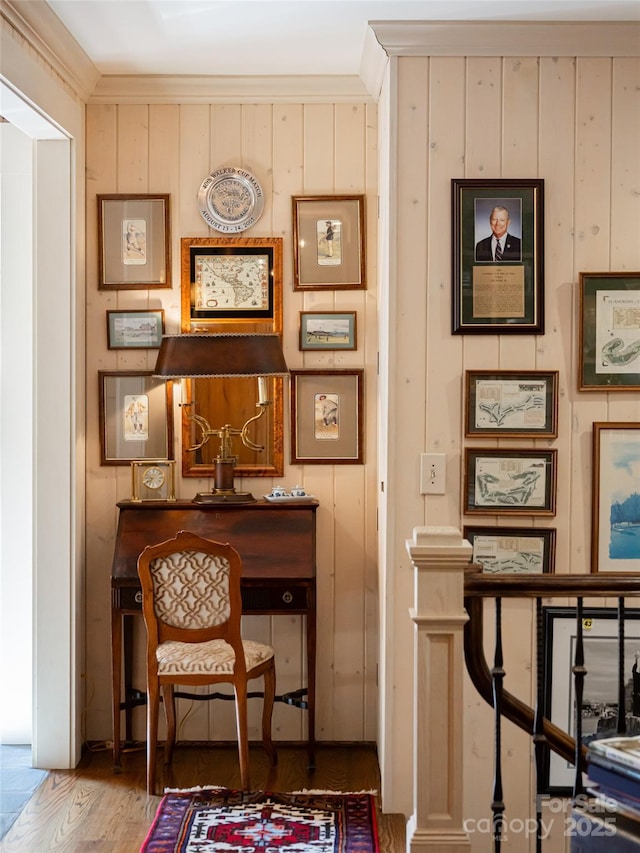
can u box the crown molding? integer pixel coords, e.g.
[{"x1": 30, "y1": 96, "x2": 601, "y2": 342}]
[
  {"x1": 88, "y1": 74, "x2": 374, "y2": 105},
  {"x1": 1, "y1": 0, "x2": 99, "y2": 101},
  {"x1": 360, "y1": 24, "x2": 389, "y2": 100},
  {"x1": 369, "y1": 21, "x2": 640, "y2": 58}
]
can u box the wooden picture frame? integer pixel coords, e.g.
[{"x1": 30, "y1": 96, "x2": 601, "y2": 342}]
[
  {"x1": 290, "y1": 369, "x2": 364, "y2": 464},
  {"x1": 97, "y1": 194, "x2": 171, "y2": 290},
  {"x1": 542, "y1": 606, "x2": 640, "y2": 794},
  {"x1": 106, "y1": 309, "x2": 165, "y2": 350},
  {"x1": 180, "y1": 236, "x2": 283, "y2": 330},
  {"x1": 591, "y1": 422, "x2": 640, "y2": 573},
  {"x1": 464, "y1": 448, "x2": 557, "y2": 516},
  {"x1": 579, "y1": 272, "x2": 640, "y2": 390},
  {"x1": 98, "y1": 371, "x2": 174, "y2": 465},
  {"x1": 451, "y1": 179, "x2": 544, "y2": 334},
  {"x1": 464, "y1": 370, "x2": 558, "y2": 437},
  {"x1": 299, "y1": 311, "x2": 357, "y2": 351},
  {"x1": 292, "y1": 195, "x2": 366, "y2": 291},
  {"x1": 464, "y1": 525, "x2": 556, "y2": 574}
]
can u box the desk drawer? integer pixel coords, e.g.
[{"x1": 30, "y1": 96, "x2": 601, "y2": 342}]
[
  {"x1": 242, "y1": 585, "x2": 309, "y2": 612},
  {"x1": 114, "y1": 587, "x2": 144, "y2": 610},
  {"x1": 114, "y1": 584, "x2": 310, "y2": 613}
]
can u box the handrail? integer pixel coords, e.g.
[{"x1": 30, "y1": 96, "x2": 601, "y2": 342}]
[
  {"x1": 465, "y1": 572, "x2": 640, "y2": 598},
  {"x1": 463, "y1": 572, "x2": 640, "y2": 768}
]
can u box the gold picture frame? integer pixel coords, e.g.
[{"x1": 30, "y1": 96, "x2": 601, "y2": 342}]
[
  {"x1": 292, "y1": 195, "x2": 366, "y2": 290},
  {"x1": 180, "y1": 236, "x2": 282, "y2": 330},
  {"x1": 99, "y1": 371, "x2": 174, "y2": 466},
  {"x1": 290, "y1": 369, "x2": 364, "y2": 464},
  {"x1": 98, "y1": 194, "x2": 171, "y2": 290}
]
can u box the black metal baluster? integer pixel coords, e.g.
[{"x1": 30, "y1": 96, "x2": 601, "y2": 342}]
[
  {"x1": 617, "y1": 597, "x2": 627, "y2": 735},
  {"x1": 492, "y1": 597, "x2": 505, "y2": 851},
  {"x1": 533, "y1": 597, "x2": 547, "y2": 853},
  {"x1": 573, "y1": 597, "x2": 586, "y2": 802}
]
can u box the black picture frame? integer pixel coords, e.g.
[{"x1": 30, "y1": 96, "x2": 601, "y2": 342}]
[
  {"x1": 542, "y1": 606, "x2": 640, "y2": 794},
  {"x1": 464, "y1": 525, "x2": 556, "y2": 574},
  {"x1": 464, "y1": 370, "x2": 558, "y2": 437},
  {"x1": 464, "y1": 448, "x2": 557, "y2": 516},
  {"x1": 452, "y1": 178, "x2": 544, "y2": 334}
]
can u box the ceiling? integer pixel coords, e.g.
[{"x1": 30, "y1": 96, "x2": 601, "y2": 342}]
[{"x1": 44, "y1": 0, "x2": 640, "y2": 78}]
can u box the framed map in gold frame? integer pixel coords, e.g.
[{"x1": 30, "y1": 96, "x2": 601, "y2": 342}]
[{"x1": 180, "y1": 237, "x2": 283, "y2": 330}]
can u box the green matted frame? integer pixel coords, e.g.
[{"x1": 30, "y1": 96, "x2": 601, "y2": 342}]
[
  {"x1": 452, "y1": 178, "x2": 544, "y2": 334},
  {"x1": 579, "y1": 272, "x2": 640, "y2": 390}
]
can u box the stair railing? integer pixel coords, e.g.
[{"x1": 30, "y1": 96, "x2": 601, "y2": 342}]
[{"x1": 406, "y1": 525, "x2": 640, "y2": 853}]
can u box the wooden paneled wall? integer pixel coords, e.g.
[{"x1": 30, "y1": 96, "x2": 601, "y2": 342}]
[
  {"x1": 84, "y1": 102, "x2": 379, "y2": 744},
  {"x1": 384, "y1": 53, "x2": 639, "y2": 840}
]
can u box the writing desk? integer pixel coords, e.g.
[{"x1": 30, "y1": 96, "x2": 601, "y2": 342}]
[{"x1": 111, "y1": 498, "x2": 318, "y2": 770}]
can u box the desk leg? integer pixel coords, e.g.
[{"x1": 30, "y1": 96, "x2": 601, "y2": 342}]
[
  {"x1": 307, "y1": 588, "x2": 316, "y2": 771},
  {"x1": 111, "y1": 602, "x2": 122, "y2": 771},
  {"x1": 123, "y1": 615, "x2": 134, "y2": 743}
]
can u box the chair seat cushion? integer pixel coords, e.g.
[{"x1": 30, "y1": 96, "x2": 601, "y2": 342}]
[{"x1": 156, "y1": 638, "x2": 274, "y2": 676}]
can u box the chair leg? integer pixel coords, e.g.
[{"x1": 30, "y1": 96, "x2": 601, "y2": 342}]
[
  {"x1": 147, "y1": 676, "x2": 160, "y2": 796},
  {"x1": 234, "y1": 680, "x2": 251, "y2": 790},
  {"x1": 162, "y1": 683, "x2": 176, "y2": 767},
  {"x1": 262, "y1": 661, "x2": 277, "y2": 766}
]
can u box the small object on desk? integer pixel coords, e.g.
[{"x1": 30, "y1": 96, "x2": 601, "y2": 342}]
[
  {"x1": 264, "y1": 493, "x2": 315, "y2": 503},
  {"x1": 130, "y1": 460, "x2": 176, "y2": 502}
]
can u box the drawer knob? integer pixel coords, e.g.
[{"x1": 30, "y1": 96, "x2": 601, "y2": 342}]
[
  {"x1": 134, "y1": 591, "x2": 143, "y2": 605},
  {"x1": 282, "y1": 591, "x2": 293, "y2": 604}
]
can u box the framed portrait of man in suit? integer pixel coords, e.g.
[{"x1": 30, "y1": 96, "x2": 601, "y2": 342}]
[{"x1": 452, "y1": 178, "x2": 544, "y2": 334}]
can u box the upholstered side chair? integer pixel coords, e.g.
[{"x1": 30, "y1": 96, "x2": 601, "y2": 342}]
[{"x1": 136, "y1": 530, "x2": 277, "y2": 795}]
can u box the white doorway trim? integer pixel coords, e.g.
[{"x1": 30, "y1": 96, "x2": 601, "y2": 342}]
[{"x1": 0, "y1": 80, "x2": 80, "y2": 769}]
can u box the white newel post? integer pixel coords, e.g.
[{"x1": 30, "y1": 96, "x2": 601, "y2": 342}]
[{"x1": 406, "y1": 526, "x2": 474, "y2": 852}]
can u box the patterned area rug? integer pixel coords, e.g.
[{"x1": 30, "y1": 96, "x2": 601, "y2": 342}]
[{"x1": 140, "y1": 787, "x2": 380, "y2": 852}]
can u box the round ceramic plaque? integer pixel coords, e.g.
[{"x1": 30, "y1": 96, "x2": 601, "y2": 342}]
[{"x1": 197, "y1": 167, "x2": 264, "y2": 233}]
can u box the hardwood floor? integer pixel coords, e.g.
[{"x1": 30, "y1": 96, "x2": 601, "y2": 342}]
[{"x1": 0, "y1": 742, "x2": 406, "y2": 852}]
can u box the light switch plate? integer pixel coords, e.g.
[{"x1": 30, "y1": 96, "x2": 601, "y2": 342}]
[{"x1": 420, "y1": 453, "x2": 446, "y2": 494}]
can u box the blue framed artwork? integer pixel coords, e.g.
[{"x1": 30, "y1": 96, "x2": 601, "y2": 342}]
[{"x1": 592, "y1": 422, "x2": 640, "y2": 573}]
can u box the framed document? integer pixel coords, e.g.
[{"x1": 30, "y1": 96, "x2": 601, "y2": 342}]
[{"x1": 452, "y1": 179, "x2": 544, "y2": 334}]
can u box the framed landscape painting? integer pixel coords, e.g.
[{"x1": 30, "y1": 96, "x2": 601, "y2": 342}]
[{"x1": 592, "y1": 422, "x2": 640, "y2": 573}]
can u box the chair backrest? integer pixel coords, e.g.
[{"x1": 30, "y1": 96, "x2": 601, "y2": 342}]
[{"x1": 136, "y1": 531, "x2": 244, "y2": 652}]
